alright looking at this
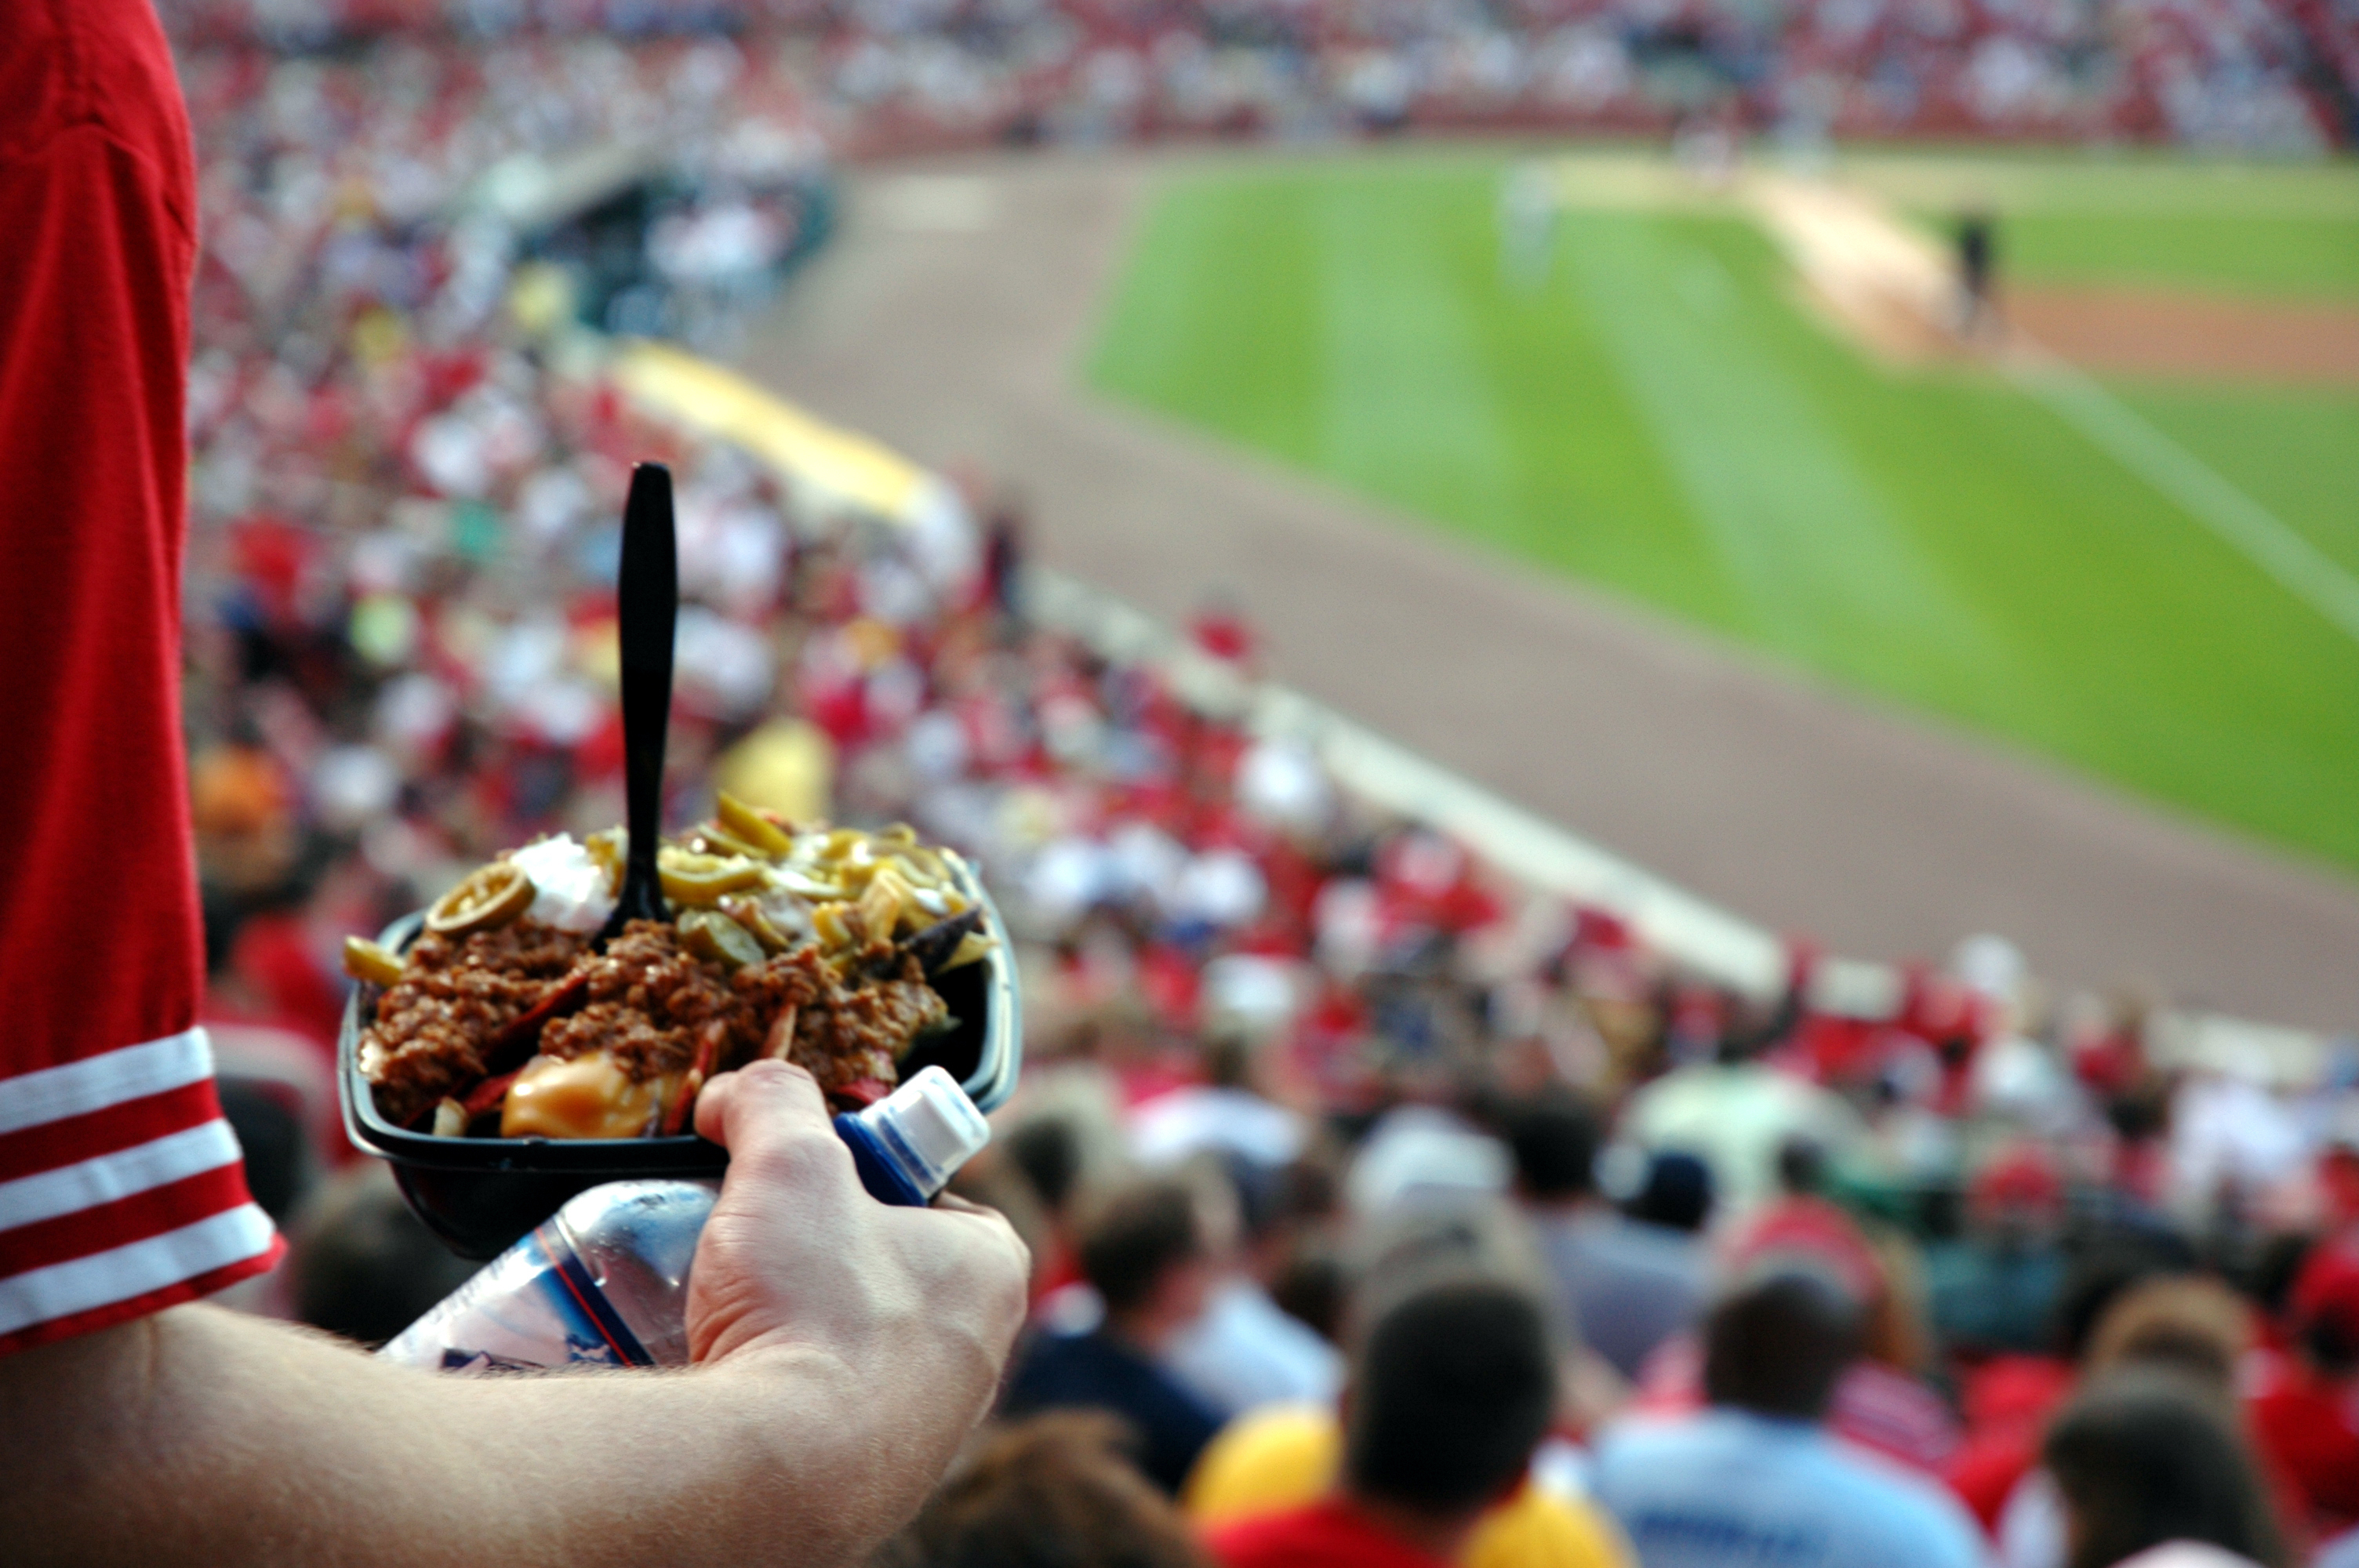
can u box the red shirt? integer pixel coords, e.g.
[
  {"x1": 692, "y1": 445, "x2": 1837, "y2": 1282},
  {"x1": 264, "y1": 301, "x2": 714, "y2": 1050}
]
[
  {"x1": 1210, "y1": 1497, "x2": 1457, "y2": 1568},
  {"x1": 1943, "y1": 1355, "x2": 2074, "y2": 1531},
  {"x1": 2248, "y1": 1348, "x2": 2359, "y2": 1535},
  {"x1": 0, "y1": 0, "x2": 279, "y2": 1356}
]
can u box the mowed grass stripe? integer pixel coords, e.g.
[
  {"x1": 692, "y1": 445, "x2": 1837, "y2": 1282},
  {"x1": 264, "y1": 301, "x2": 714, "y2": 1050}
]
[
  {"x1": 1085, "y1": 157, "x2": 2359, "y2": 871},
  {"x1": 1563, "y1": 212, "x2": 2012, "y2": 691},
  {"x1": 1316, "y1": 177, "x2": 1519, "y2": 528}
]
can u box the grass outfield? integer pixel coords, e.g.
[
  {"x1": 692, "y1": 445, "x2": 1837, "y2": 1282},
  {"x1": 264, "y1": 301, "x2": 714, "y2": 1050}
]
[
  {"x1": 1856, "y1": 152, "x2": 2359, "y2": 299},
  {"x1": 1084, "y1": 151, "x2": 2359, "y2": 873}
]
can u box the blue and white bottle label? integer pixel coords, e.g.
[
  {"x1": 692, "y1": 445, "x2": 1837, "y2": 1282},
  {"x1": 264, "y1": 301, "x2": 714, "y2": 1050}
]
[{"x1": 379, "y1": 1224, "x2": 652, "y2": 1373}]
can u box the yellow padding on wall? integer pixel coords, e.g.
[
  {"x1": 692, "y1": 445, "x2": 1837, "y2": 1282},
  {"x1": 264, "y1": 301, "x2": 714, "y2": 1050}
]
[{"x1": 609, "y1": 339, "x2": 930, "y2": 525}]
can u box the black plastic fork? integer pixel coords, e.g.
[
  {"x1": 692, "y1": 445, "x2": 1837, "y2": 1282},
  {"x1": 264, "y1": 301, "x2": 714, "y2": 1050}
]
[{"x1": 598, "y1": 461, "x2": 677, "y2": 946}]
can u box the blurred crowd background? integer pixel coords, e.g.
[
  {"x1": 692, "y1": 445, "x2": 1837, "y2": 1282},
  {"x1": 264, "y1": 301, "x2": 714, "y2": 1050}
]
[
  {"x1": 153, "y1": 2, "x2": 2359, "y2": 1566},
  {"x1": 163, "y1": 0, "x2": 2359, "y2": 154}
]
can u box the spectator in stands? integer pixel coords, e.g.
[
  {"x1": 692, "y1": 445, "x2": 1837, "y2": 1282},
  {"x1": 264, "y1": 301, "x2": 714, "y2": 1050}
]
[
  {"x1": 1927, "y1": 1143, "x2": 2070, "y2": 1359},
  {"x1": 1188, "y1": 588, "x2": 1257, "y2": 670},
  {"x1": 1261, "y1": 1162, "x2": 1351, "y2": 1346},
  {"x1": 876, "y1": 1412, "x2": 1212, "y2": 1568},
  {"x1": 980, "y1": 492, "x2": 1027, "y2": 630},
  {"x1": 1161, "y1": 1155, "x2": 1346, "y2": 1419},
  {"x1": 2248, "y1": 1230, "x2": 2359, "y2": 1539},
  {"x1": 1001, "y1": 1114, "x2": 1088, "y2": 1296},
  {"x1": 1940, "y1": 1238, "x2": 2189, "y2": 1530},
  {"x1": 1125, "y1": 1028, "x2": 1318, "y2": 1361},
  {"x1": 1001, "y1": 1178, "x2": 1225, "y2": 1492},
  {"x1": 1188, "y1": 1206, "x2": 1629, "y2": 1568},
  {"x1": 1591, "y1": 1267, "x2": 1986, "y2": 1567},
  {"x1": 1505, "y1": 1088, "x2": 1705, "y2": 1380},
  {"x1": 1627, "y1": 1140, "x2": 1960, "y2": 1473},
  {"x1": 1619, "y1": 1018, "x2": 1863, "y2": 1215},
  {"x1": 1207, "y1": 1280, "x2": 1601, "y2": 1568},
  {"x1": 213, "y1": 1075, "x2": 315, "y2": 1226},
  {"x1": 1738, "y1": 1141, "x2": 1955, "y2": 1470},
  {"x1": 1621, "y1": 1149, "x2": 1715, "y2": 1234},
  {"x1": 1270, "y1": 1236, "x2": 1350, "y2": 1346},
  {"x1": 1129, "y1": 1033, "x2": 1307, "y2": 1173},
  {"x1": 1991, "y1": 1272, "x2": 2269, "y2": 1567},
  {"x1": 2043, "y1": 1371, "x2": 2284, "y2": 1568},
  {"x1": 2081, "y1": 1275, "x2": 2253, "y2": 1389},
  {"x1": 288, "y1": 1163, "x2": 483, "y2": 1348}
]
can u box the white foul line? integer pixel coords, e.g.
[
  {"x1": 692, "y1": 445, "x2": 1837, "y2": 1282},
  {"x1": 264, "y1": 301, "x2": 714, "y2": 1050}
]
[
  {"x1": 1739, "y1": 169, "x2": 2359, "y2": 650},
  {"x1": 2003, "y1": 343, "x2": 2359, "y2": 646}
]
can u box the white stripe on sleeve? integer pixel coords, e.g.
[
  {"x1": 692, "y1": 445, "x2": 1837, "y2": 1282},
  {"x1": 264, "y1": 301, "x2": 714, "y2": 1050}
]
[
  {"x1": 0, "y1": 1029, "x2": 216, "y2": 1135},
  {"x1": 0, "y1": 1120, "x2": 246, "y2": 1234},
  {"x1": 0, "y1": 1203, "x2": 277, "y2": 1336}
]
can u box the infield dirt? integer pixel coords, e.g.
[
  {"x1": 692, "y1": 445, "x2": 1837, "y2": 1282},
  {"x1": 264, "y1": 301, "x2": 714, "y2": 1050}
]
[
  {"x1": 1736, "y1": 168, "x2": 2359, "y2": 383},
  {"x1": 2006, "y1": 289, "x2": 2359, "y2": 386}
]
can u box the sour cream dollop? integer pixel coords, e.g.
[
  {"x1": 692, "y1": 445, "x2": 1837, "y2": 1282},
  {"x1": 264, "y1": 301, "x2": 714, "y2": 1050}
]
[{"x1": 508, "y1": 833, "x2": 617, "y2": 933}]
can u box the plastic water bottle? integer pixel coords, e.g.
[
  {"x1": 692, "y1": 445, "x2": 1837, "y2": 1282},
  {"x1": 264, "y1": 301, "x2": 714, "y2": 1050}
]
[{"x1": 379, "y1": 1065, "x2": 992, "y2": 1372}]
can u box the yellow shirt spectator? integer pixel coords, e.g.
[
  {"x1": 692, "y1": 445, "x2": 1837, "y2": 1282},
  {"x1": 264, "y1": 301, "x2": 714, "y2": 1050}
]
[{"x1": 1187, "y1": 1404, "x2": 1629, "y2": 1568}]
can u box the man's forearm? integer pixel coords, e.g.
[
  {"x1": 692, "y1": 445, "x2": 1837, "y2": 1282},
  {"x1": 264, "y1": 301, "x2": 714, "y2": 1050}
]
[
  {"x1": 2, "y1": 1303, "x2": 972, "y2": 1567},
  {"x1": 1, "y1": 1064, "x2": 1028, "y2": 1566}
]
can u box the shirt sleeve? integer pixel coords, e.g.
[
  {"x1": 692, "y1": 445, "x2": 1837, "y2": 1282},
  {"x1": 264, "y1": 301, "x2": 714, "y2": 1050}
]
[{"x1": 0, "y1": 0, "x2": 280, "y2": 1357}]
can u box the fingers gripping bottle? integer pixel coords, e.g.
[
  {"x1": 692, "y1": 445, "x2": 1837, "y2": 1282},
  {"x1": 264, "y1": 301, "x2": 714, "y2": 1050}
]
[{"x1": 378, "y1": 1066, "x2": 991, "y2": 1372}]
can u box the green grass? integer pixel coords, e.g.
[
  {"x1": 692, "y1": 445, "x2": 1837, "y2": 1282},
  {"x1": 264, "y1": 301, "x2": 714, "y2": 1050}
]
[
  {"x1": 1085, "y1": 153, "x2": 2359, "y2": 872},
  {"x1": 1973, "y1": 212, "x2": 2359, "y2": 298},
  {"x1": 1868, "y1": 148, "x2": 2359, "y2": 297}
]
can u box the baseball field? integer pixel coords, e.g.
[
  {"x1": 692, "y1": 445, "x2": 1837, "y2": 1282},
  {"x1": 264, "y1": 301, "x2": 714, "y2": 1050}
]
[{"x1": 1084, "y1": 150, "x2": 2359, "y2": 875}]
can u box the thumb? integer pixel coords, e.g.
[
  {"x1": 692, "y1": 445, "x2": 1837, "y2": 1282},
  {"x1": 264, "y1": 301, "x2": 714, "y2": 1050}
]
[{"x1": 693, "y1": 1058, "x2": 832, "y2": 1151}]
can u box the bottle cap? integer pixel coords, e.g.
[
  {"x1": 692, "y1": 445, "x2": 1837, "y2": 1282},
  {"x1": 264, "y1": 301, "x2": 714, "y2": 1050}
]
[{"x1": 855, "y1": 1065, "x2": 990, "y2": 1200}]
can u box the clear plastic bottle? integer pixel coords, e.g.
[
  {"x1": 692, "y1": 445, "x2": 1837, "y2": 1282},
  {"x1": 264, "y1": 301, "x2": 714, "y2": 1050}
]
[{"x1": 379, "y1": 1065, "x2": 992, "y2": 1372}]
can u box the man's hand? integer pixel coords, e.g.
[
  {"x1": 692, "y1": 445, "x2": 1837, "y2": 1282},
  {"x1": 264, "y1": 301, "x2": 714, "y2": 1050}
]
[{"x1": 689, "y1": 1058, "x2": 1029, "y2": 1438}]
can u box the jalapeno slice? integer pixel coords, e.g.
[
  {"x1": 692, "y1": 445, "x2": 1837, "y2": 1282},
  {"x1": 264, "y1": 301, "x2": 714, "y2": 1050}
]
[
  {"x1": 811, "y1": 900, "x2": 866, "y2": 954},
  {"x1": 715, "y1": 789, "x2": 795, "y2": 858},
  {"x1": 656, "y1": 849, "x2": 768, "y2": 905},
  {"x1": 424, "y1": 862, "x2": 536, "y2": 936},
  {"x1": 679, "y1": 909, "x2": 765, "y2": 972},
  {"x1": 342, "y1": 935, "x2": 408, "y2": 988},
  {"x1": 690, "y1": 822, "x2": 769, "y2": 862}
]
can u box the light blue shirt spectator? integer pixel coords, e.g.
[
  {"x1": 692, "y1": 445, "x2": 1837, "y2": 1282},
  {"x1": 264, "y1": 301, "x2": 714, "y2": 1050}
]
[
  {"x1": 1164, "y1": 1276, "x2": 1343, "y2": 1417},
  {"x1": 1531, "y1": 1207, "x2": 1707, "y2": 1379},
  {"x1": 1592, "y1": 1409, "x2": 1990, "y2": 1568}
]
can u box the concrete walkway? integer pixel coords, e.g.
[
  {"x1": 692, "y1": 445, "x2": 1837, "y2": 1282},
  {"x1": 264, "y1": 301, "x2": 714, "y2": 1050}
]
[{"x1": 732, "y1": 150, "x2": 2359, "y2": 1032}]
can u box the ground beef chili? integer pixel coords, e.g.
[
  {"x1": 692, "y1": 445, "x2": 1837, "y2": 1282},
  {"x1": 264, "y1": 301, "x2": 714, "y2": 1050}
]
[
  {"x1": 526, "y1": 924, "x2": 937, "y2": 1096},
  {"x1": 358, "y1": 921, "x2": 590, "y2": 1123},
  {"x1": 792, "y1": 952, "x2": 947, "y2": 1094},
  {"x1": 362, "y1": 916, "x2": 956, "y2": 1129},
  {"x1": 539, "y1": 920, "x2": 758, "y2": 1081}
]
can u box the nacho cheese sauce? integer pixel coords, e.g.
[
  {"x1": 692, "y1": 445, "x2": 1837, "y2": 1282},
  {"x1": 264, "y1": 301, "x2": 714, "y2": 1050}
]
[{"x1": 501, "y1": 1052, "x2": 678, "y2": 1140}]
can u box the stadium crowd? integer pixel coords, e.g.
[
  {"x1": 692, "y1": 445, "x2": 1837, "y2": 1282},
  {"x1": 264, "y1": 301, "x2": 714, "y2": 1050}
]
[
  {"x1": 159, "y1": 0, "x2": 2359, "y2": 154},
  {"x1": 104, "y1": 4, "x2": 2359, "y2": 1567},
  {"x1": 818, "y1": 0, "x2": 2357, "y2": 155}
]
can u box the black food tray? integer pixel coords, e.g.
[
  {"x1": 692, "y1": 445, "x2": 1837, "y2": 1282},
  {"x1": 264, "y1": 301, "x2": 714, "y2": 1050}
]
[{"x1": 338, "y1": 865, "x2": 1020, "y2": 1258}]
